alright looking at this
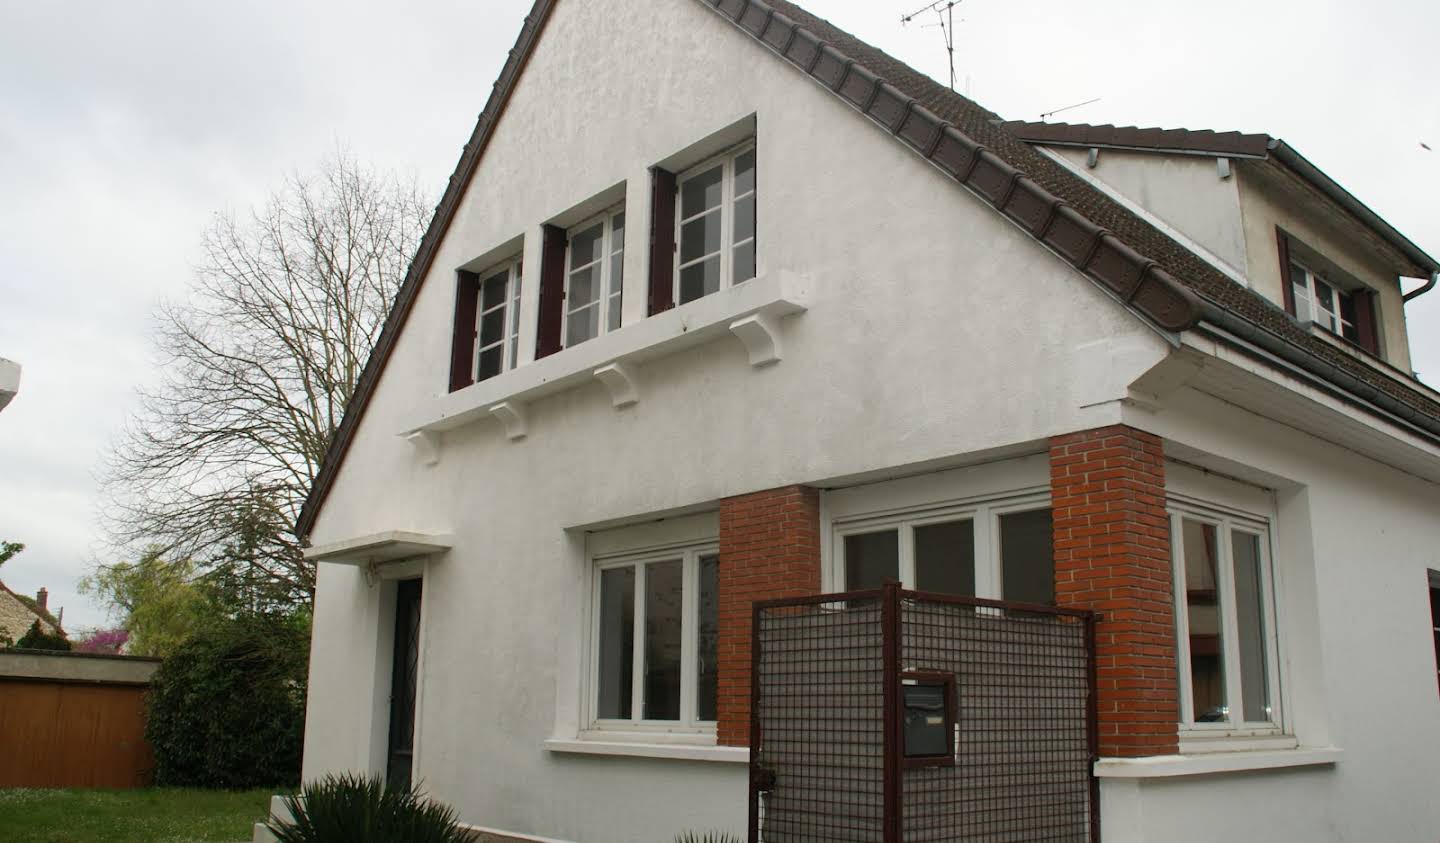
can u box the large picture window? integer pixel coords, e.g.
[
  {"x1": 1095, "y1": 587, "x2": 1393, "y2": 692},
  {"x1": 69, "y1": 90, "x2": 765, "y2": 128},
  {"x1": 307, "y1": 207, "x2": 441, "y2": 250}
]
[
  {"x1": 1169, "y1": 500, "x2": 1280, "y2": 732},
  {"x1": 593, "y1": 544, "x2": 718, "y2": 730},
  {"x1": 675, "y1": 143, "x2": 755, "y2": 305},
  {"x1": 835, "y1": 496, "x2": 1054, "y2": 605}
]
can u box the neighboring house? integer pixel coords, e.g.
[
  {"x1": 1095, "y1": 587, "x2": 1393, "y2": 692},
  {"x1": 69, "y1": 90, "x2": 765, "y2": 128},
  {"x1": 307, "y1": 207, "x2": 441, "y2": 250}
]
[
  {"x1": 0, "y1": 358, "x2": 19, "y2": 413},
  {"x1": 285, "y1": 1, "x2": 1440, "y2": 842},
  {"x1": 0, "y1": 584, "x2": 62, "y2": 645}
]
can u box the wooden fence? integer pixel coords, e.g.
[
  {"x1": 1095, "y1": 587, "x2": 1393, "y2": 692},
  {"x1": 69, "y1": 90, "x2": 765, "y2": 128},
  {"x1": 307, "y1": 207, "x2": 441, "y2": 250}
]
[{"x1": 0, "y1": 649, "x2": 161, "y2": 788}]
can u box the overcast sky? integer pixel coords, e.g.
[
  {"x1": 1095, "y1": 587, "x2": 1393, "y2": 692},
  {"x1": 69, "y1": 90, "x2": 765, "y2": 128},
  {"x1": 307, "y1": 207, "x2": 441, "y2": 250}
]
[{"x1": 1, "y1": 0, "x2": 1436, "y2": 631}]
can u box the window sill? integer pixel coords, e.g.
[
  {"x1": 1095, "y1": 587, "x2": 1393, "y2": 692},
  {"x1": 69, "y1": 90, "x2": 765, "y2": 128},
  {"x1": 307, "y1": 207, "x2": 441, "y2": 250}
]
[
  {"x1": 543, "y1": 738, "x2": 749, "y2": 764},
  {"x1": 1094, "y1": 746, "x2": 1342, "y2": 779},
  {"x1": 400, "y1": 270, "x2": 808, "y2": 455}
]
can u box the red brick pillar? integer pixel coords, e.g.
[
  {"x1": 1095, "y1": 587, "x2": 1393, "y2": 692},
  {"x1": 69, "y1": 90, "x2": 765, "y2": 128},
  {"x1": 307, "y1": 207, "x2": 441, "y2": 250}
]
[
  {"x1": 1050, "y1": 425, "x2": 1178, "y2": 757},
  {"x1": 716, "y1": 485, "x2": 822, "y2": 746}
]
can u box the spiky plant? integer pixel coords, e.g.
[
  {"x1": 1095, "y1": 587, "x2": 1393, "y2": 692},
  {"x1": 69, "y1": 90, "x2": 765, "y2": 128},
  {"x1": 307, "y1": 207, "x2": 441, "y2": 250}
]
[
  {"x1": 268, "y1": 772, "x2": 471, "y2": 843},
  {"x1": 674, "y1": 833, "x2": 744, "y2": 843}
]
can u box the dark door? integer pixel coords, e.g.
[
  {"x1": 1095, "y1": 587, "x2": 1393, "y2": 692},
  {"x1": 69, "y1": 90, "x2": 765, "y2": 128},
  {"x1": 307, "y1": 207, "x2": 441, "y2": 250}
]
[{"x1": 387, "y1": 578, "x2": 423, "y2": 789}]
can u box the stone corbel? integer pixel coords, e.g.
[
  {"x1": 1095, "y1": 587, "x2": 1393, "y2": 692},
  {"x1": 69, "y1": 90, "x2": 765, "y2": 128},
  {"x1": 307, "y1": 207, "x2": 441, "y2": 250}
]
[
  {"x1": 405, "y1": 430, "x2": 441, "y2": 466},
  {"x1": 729, "y1": 312, "x2": 783, "y2": 367},
  {"x1": 489, "y1": 401, "x2": 529, "y2": 440},
  {"x1": 593, "y1": 362, "x2": 640, "y2": 408}
]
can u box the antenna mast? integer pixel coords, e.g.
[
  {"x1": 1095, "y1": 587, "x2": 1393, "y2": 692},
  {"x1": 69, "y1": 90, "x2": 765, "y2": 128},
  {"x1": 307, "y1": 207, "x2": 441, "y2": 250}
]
[{"x1": 901, "y1": 1, "x2": 961, "y2": 92}]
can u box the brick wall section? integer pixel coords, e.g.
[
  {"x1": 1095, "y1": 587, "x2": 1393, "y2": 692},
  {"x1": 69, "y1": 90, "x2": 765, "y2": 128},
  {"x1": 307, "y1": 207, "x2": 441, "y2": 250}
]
[
  {"x1": 1050, "y1": 425, "x2": 1179, "y2": 757},
  {"x1": 716, "y1": 485, "x2": 822, "y2": 747}
]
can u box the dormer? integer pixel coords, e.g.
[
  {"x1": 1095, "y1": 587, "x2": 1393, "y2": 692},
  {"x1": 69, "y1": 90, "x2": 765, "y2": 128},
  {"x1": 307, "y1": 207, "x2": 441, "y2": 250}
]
[{"x1": 1003, "y1": 121, "x2": 1439, "y2": 376}]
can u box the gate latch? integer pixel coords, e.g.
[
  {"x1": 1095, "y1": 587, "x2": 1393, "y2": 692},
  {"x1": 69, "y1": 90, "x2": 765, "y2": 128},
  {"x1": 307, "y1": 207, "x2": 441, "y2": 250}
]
[{"x1": 751, "y1": 763, "x2": 777, "y2": 793}]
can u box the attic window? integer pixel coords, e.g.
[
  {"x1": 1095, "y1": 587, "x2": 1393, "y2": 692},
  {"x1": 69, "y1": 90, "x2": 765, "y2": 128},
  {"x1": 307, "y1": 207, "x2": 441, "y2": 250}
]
[
  {"x1": 449, "y1": 257, "x2": 522, "y2": 392},
  {"x1": 675, "y1": 143, "x2": 756, "y2": 305},
  {"x1": 1277, "y1": 230, "x2": 1379, "y2": 356}
]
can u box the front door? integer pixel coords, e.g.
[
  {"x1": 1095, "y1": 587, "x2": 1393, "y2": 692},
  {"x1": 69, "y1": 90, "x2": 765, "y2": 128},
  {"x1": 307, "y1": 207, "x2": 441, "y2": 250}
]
[{"x1": 386, "y1": 578, "x2": 423, "y2": 789}]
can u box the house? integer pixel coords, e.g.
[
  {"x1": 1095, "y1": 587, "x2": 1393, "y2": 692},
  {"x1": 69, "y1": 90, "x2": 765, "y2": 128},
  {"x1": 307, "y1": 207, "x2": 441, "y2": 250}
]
[
  {"x1": 0, "y1": 585, "x2": 62, "y2": 646},
  {"x1": 284, "y1": 1, "x2": 1440, "y2": 841}
]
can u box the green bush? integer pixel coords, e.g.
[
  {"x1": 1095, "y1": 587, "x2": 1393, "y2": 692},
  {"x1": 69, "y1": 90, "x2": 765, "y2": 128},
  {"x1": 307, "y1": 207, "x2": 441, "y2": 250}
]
[
  {"x1": 268, "y1": 773, "x2": 471, "y2": 843},
  {"x1": 15, "y1": 619, "x2": 70, "y2": 651},
  {"x1": 145, "y1": 612, "x2": 309, "y2": 788}
]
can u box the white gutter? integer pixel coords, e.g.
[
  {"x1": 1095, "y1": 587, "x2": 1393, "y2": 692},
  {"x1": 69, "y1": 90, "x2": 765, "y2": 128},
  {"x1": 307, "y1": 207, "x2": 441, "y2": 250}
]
[{"x1": 0, "y1": 358, "x2": 19, "y2": 413}]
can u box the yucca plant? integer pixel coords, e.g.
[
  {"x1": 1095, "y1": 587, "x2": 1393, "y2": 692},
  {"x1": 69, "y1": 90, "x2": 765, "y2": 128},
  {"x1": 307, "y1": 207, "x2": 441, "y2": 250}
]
[
  {"x1": 269, "y1": 772, "x2": 471, "y2": 843},
  {"x1": 674, "y1": 833, "x2": 743, "y2": 843}
]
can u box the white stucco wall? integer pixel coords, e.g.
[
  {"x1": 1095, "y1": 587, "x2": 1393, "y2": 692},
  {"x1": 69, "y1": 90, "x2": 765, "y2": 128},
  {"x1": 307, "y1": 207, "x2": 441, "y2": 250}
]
[
  {"x1": 1049, "y1": 146, "x2": 1249, "y2": 277},
  {"x1": 300, "y1": 1, "x2": 1440, "y2": 841}
]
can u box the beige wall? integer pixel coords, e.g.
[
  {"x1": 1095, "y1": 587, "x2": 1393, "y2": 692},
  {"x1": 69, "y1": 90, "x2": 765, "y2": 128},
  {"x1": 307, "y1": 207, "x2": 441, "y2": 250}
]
[{"x1": 1235, "y1": 160, "x2": 1413, "y2": 371}]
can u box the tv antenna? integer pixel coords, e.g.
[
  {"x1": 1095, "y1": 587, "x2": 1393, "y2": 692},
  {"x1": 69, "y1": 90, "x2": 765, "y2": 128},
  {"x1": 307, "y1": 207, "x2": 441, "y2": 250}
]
[
  {"x1": 901, "y1": 1, "x2": 962, "y2": 92},
  {"x1": 1039, "y1": 97, "x2": 1101, "y2": 122}
]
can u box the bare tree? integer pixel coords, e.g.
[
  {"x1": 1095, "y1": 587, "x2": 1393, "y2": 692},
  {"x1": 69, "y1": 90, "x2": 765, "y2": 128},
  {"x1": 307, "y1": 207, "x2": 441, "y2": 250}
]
[{"x1": 102, "y1": 152, "x2": 430, "y2": 603}]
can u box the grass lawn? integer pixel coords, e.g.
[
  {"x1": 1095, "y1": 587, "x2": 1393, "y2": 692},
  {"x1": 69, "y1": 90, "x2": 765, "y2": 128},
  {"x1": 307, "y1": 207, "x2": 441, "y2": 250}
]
[{"x1": 0, "y1": 788, "x2": 276, "y2": 843}]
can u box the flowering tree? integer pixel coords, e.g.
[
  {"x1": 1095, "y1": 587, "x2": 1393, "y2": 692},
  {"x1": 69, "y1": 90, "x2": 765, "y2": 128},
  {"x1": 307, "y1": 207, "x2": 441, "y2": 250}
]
[{"x1": 75, "y1": 628, "x2": 130, "y2": 655}]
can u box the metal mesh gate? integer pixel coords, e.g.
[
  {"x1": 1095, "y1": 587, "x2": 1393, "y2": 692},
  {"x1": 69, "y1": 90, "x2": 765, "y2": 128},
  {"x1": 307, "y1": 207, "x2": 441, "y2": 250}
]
[{"x1": 749, "y1": 583, "x2": 1096, "y2": 842}]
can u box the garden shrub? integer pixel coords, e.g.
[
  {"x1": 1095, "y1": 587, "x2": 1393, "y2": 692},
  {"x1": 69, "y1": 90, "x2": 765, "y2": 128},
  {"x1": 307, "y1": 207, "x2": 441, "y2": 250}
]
[
  {"x1": 15, "y1": 619, "x2": 70, "y2": 651},
  {"x1": 145, "y1": 611, "x2": 309, "y2": 787},
  {"x1": 674, "y1": 834, "x2": 743, "y2": 843},
  {"x1": 268, "y1": 772, "x2": 471, "y2": 843}
]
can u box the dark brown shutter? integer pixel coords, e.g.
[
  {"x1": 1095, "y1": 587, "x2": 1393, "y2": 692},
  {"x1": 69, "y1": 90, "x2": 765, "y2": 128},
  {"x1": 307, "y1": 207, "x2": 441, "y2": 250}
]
[
  {"x1": 448, "y1": 270, "x2": 480, "y2": 392},
  {"x1": 1276, "y1": 228, "x2": 1295, "y2": 316},
  {"x1": 535, "y1": 224, "x2": 568, "y2": 359},
  {"x1": 1353, "y1": 289, "x2": 1380, "y2": 355},
  {"x1": 648, "y1": 167, "x2": 677, "y2": 315}
]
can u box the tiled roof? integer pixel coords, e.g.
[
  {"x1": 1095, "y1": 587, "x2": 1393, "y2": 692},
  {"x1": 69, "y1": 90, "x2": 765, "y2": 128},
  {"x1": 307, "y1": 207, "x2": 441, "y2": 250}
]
[
  {"x1": 294, "y1": 0, "x2": 1440, "y2": 539},
  {"x1": 1000, "y1": 121, "x2": 1272, "y2": 158},
  {"x1": 0, "y1": 582, "x2": 58, "y2": 643}
]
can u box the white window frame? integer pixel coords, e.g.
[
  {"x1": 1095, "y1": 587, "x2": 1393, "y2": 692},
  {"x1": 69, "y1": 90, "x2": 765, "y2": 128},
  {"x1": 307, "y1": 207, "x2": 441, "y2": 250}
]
[
  {"x1": 1289, "y1": 261, "x2": 1354, "y2": 339},
  {"x1": 472, "y1": 257, "x2": 523, "y2": 382},
  {"x1": 832, "y1": 490, "x2": 1051, "y2": 600},
  {"x1": 673, "y1": 140, "x2": 756, "y2": 304},
  {"x1": 588, "y1": 541, "x2": 719, "y2": 735},
  {"x1": 1168, "y1": 493, "x2": 1284, "y2": 739},
  {"x1": 562, "y1": 205, "x2": 625, "y2": 349}
]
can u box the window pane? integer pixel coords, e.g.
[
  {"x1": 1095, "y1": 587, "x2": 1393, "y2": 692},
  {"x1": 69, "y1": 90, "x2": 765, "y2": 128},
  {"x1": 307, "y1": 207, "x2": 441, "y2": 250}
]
[
  {"x1": 734, "y1": 149, "x2": 756, "y2": 196},
  {"x1": 681, "y1": 165, "x2": 723, "y2": 218},
  {"x1": 845, "y1": 530, "x2": 899, "y2": 589},
  {"x1": 479, "y1": 308, "x2": 505, "y2": 347},
  {"x1": 570, "y1": 223, "x2": 602, "y2": 269},
  {"x1": 643, "y1": 560, "x2": 684, "y2": 721},
  {"x1": 1430, "y1": 584, "x2": 1440, "y2": 628},
  {"x1": 1315, "y1": 279, "x2": 1334, "y2": 313},
  {"x1": 481, "y1": 272, "x2": 507, "y2": 310},
  {"x1": 477, "y1": 346, "x2": 503, "y2": 381},
  {"x1": 1232, "y1": 531, "x2": 1270, "y2": 722},
  {"x1": 607, "y1": 292, "x2": 622, "y2": 333},
  {"x1": 679, "y1": 257, "x2": 721, "y2": 304},
  {"x1": 1001, "y1": 509, "x2": 1055, "y2": 605},
  {"x1": 566, "y1": 304, "x2": 598, "y2": 347},
  {"x1": 1293, "y1": 283, "x2": 1312, "y2": 323},
  {"x1": 681, "y1": 211, "x2": 721, "y2": 263},
  {"x1": 733, "y1": 241, "x2": 755, "y2": 285},
  {"x1": 734, "y1": 195, "x2": 755, "y2": 244},
  {"x1": 1181, "y1": 519, "x2": 1227, "y2": 722},
  {"x1": 569, "y1": 264, "x2": 599, "y2": 308},
  {"x1": 697, "y1": 554, "x2": 719, "y2": 722},
  {"x1": 914, "y1": 520, "x2": 974, "y2": 596},
  {"x1": 597, "y1": 567, "x2": 635, "y2": 719},
  {"x1": 612, "y1": 212, "x2": 625, "y2": 247}
]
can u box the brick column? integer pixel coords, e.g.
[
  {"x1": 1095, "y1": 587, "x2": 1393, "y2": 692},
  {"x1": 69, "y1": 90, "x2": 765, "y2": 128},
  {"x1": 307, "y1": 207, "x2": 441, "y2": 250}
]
[
  {"x1": 1050, "y1": 426, "x2": 1178, "y2": 757},
  {"x1": 716, "y1": 485, "x2": 822, "y2": 746}
]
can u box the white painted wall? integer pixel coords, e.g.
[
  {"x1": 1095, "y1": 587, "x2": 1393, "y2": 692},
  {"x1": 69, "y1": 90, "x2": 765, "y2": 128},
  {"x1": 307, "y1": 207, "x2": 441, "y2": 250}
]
[
  {"x1": 300, "y1": 1, "x2": 1440, "y2": 840},
  {"x1": 1049, "y1": 146, "x2": 1249, "y2": 277}
]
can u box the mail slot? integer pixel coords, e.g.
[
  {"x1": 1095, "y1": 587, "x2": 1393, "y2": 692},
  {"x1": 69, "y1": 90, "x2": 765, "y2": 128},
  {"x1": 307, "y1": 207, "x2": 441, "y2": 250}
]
[{"x1": 901, "y1": 672, "x2": 955, "y2": 761}]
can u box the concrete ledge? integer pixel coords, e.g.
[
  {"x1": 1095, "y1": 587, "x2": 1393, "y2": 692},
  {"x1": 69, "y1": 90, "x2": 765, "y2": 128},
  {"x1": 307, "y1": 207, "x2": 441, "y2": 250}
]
[
  {"x1": 0, "y1": 649, "x2": 160, "y2": 684},
  {"x1": 463, "y1": 824, "x2": 578, "y2": 843},
  {"x1": 1094, "y1": 746, "x2": 1342, "y2": 778},
  {"x1": 544, "y1": 738, "x2": 749, "y2": 763}
]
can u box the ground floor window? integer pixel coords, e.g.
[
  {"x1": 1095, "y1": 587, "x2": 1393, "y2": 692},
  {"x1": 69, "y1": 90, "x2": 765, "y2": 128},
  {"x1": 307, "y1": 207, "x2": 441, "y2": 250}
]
[
  {"x1": 593, "y1": 544, "x2": 718, "y2": 729},
  {"x1": 835, "y1": 494, "x2": 1053, "y2": 605},
  {"x1": 1169, "y1": 499, "x2": 1280, "y2": 732}
]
